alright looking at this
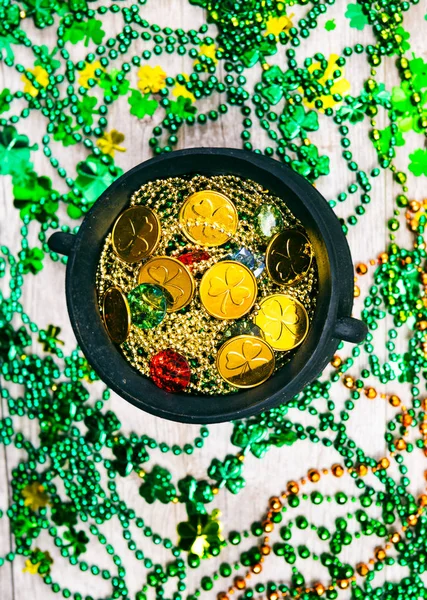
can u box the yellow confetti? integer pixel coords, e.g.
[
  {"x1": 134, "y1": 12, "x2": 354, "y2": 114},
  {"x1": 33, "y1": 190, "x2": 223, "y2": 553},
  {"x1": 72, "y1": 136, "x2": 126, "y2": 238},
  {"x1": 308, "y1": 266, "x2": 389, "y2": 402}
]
[
  {"x1": 97, "y1": 129, "x2": 126, "y2": 157},
  {"x1": 137, "y1": 65, "x2": 166, "y2": 94},
  {"x1": 303, "y1": 54, "x2": 351, "y2": 111},
  {"x1": 22, "y1": 481, "x2": 49, "y2": 511},
  {"x1": 21, "y1": 66, "x2": 49, "y2": 98},
  {"x1": 78, "y1": 61, "x2": 103, "y2": 89},
  {"x1": 264, "y1": 14, "x2": 294, "y2": 38},
  {"x1": 172, "y1": 74, "x2": 195, "y2": 102}
]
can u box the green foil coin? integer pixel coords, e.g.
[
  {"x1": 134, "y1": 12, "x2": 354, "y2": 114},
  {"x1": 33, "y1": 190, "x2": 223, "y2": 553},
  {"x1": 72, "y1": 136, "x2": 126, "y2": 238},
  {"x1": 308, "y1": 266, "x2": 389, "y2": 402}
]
[
  {"x1": 255, "y1": 204, "x2": 284, "y2": 240},
  {"x1": 127, "y1": 283, "x2": 167, "y2": 329}
]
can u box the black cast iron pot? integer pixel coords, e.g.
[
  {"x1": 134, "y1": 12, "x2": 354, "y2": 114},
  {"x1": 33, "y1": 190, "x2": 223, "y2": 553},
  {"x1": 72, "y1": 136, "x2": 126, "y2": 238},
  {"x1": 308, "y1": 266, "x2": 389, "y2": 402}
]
[{"x1": 48, "y1": 148, "x2": 367, "y2": 424}]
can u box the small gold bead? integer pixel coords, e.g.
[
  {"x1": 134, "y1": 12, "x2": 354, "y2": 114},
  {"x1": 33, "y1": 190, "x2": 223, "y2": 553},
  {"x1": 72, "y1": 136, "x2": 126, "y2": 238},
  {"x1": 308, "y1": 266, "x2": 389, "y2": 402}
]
[
  {"x1": 287, "y1": 480, "x2": 299, "y2": 495},
  {"x1": 234, "y1": 577, "x2": 246, "y2": 590},
  {"x1": 269, "y1": 496, "x2": 282, "y2": 512},
  {"x1": 313, "y1": 583, "x2": 325, "y2": 596},
  {"x1": 391, "y1": 532, "x2": 400, "y2": 544},
  {"x1": 402, "y1": 414, "x2": 413, "y2": 427},
  {"x1": 389, "y1": 395, "x2": 401, "y2": 407},
  {"x1": 375, "y1": 547, "x2": 386, "y2": 561},
  {"x1": 378, "y1": 457, "x2": 390, "y2": 470},
  {"x1": 408, "y1": 514, "x2": 418, "y2": 527},
  {"x1": 331, "y1": 355, "x2": 342, "y2": 368},
  {"x1": 262, "y1": 519, "x2": 274, "y2": 533},
  {"x1": 332, "y1": 464, "x2": 344, "y2": 477},
  {"x1": 308, "y1": 469, "x2": 320, "y2": 483},
  {"x1": 357, "y1": 563, "x2": 369, "y2": 577},
  {"x1": 343, "y1": 376, "x2": 355, "y2": 389},
  {"x1": 356, "y1": 263, "x2": 368, "y2": 275},
  {"x1": 395, "y1": 438, "x2": 407, "y2": 451}
]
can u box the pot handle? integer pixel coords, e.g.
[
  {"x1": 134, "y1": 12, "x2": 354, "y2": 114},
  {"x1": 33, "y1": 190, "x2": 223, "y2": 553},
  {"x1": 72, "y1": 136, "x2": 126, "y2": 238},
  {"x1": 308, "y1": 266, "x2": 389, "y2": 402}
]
[
  {"x1": 334, "y1": 317, "x2": 368, "y2": 344},
  {"x1": 48, "y1": 232, "x2": 77, "y2": 257}
]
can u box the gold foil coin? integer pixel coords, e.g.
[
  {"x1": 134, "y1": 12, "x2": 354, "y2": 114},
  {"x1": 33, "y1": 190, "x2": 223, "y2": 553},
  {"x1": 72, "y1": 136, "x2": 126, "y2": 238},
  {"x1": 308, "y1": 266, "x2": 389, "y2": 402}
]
[
  {"x1": 216, "y1": 335, "x2": 275, "y2": 388},
  {"x1": 138, "y1": 256, "x2": 195, "y2": 312},
  {"x1": 255, "y1": 294, "x2": 309, "y2": 351},
  {"x1": 102, "y1": 286, "x2": 131, "y2": 344},
  {"x1": 179, "y1": 190, "x2": 238, "y2": 246},
  {"x1": 112, "y1": 205, "x2": 161, "y2": 264},
  {"x1": 199, "y1": 260, "x2": 257, "y2": 320},
  {"x1": 265, "y1": 229, "x2": 313, "y2": 286}
]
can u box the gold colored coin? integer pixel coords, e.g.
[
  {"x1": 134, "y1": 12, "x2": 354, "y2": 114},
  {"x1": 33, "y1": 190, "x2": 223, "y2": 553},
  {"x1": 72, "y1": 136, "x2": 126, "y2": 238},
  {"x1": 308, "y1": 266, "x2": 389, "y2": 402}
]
[
  {"x1": 265, "y1": 229, "x2": 313, "y2": 286},
  {"x1": 102, "y1": 286, "x2": 131, "y2": 344},
  {"x1": 179, "y1": 190, "x2": 238, "y2": 246},
  {"x1": 138, "y1": 256, "x2": 195, "y2": 312},
  {"x1": 255, "y1": 294, "x2": 309, "y2": 351},
  {"x1": 216, "y1": 335, "x2": 275, "y2": 388},
  {"x1": 112, "y1": 206, "x2": 161, "y2": 263},
  {"x1": 199, "y1": 260, "x2": 257, "y2": 320}
]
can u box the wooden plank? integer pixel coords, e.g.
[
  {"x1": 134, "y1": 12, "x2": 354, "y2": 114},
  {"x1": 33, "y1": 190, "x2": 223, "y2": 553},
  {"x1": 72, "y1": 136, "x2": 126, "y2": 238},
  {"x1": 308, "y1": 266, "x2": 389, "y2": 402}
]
[{"x1": 0, "y1": 1, "x2": 425, "y2": 597}]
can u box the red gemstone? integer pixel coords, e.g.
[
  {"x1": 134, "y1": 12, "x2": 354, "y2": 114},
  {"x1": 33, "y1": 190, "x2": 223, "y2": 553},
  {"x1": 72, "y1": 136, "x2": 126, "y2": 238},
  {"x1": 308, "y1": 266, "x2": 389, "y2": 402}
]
[
  {"x1": 177, "y1": 250, "x2": 210, "y2": 269},
  {"x1": 149, "y1": 349, "x2": 191, "y2": 393}
]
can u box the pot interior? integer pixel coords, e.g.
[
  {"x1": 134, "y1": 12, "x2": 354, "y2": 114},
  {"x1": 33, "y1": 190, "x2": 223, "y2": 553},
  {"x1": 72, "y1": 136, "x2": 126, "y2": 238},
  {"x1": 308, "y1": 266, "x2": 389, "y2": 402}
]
[{"x1": 68, "y1": 150, "x2": 338, "y2": 422}]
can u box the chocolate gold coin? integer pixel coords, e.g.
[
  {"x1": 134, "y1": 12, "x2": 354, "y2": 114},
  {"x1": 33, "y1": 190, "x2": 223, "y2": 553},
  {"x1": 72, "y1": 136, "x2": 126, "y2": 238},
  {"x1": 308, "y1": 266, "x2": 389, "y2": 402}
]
[
  {"x1": 199, "y1": 260, "x2": 257, "y2": 320},
  {"x1": 112, "y1": 206, "x2": 161, "y2": 264},
  {"x1": 216, "y1": 335, "x2": 275, "y2": 388},
  {"x1": 102, "y1": 286, "x2": 131, "y2": 344},
  {"x1": 138, "y1": 256, "x2": 195, "y2": 312},
  {"x1": 265, "y1": 229, "x2": 313, "y2": 286},
  {"x1": 179, "y1": 190, "x2": 238, "y2": 247},
  {"x1": 255, "y1": 294, "x2": 309, "y2": 351}
]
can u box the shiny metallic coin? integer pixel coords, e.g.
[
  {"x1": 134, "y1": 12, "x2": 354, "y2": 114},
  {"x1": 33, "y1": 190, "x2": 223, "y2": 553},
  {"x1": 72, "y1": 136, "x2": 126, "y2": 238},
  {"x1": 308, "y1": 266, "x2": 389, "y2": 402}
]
[
  {"x1": 255, "y1": 294, "x2": 309, "y2": 351},
  {"x1": 216, "y1": 335, "x2": 275, "y2": 388},
  {"x1": 199, "y1": 260, "x2": 257, "y2": 320},
  {"x1": 179, "y1": 190, "x2": 238, "y2": 246},
  {"x1": 102, "y1": 286, "x2": 131, "y2": 344},
  {"x1": 265, "y1": 229, "x2": 313, "y2": 286},
  {"x1": 112, "y1": 205, "x2": 161, "y2": 264}
]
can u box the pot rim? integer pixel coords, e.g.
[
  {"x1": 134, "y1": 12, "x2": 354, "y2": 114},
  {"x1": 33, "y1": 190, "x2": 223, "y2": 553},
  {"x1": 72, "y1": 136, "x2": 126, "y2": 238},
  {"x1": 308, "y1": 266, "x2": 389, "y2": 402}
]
[{"x1": 59, "y1": 148, "x2": 356, "y2": 423}]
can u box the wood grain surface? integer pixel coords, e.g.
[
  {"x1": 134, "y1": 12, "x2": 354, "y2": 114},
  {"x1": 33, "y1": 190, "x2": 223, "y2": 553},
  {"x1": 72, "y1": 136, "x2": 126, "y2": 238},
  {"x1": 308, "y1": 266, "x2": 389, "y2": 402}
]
[{"x1": 1, "y1": 2, "x2": 427, "y2": 599}]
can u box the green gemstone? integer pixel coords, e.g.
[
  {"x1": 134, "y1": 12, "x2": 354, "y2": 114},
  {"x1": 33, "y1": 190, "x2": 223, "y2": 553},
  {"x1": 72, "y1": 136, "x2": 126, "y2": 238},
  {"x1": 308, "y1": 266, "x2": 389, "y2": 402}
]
[
  {"x1": 127, "y1": 284, "x2": 167, "y2": 329},
  {"x1": 255, "y1": 204, "x2": 284, "y2": 240}
]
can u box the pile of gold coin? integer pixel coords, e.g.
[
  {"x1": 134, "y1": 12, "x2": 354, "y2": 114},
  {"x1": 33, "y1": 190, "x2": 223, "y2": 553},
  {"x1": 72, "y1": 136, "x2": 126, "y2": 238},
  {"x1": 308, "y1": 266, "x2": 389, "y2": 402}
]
[{"x1": 96, "y1": 175, "x2": 318, "y2": 395}]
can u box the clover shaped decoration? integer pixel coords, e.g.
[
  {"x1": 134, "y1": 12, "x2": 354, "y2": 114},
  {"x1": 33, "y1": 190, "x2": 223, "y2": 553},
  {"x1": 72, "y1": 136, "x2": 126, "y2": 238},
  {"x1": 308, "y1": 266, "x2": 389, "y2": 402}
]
[
  {"x1": 260, "y1": 298, "x2": 299, "y2": 343},
  {"x1": 208, "y1": 265, "x2": 251, "y2": 315},
  {"x1": 225, "y1": 339, "x2": 269, "y2": 376}
]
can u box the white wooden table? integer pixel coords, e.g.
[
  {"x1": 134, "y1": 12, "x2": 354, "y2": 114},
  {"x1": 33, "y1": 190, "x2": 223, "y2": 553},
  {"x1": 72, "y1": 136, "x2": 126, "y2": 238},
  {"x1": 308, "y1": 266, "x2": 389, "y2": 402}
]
[{"x1": 1, "y1": 2, "x2": 427, "y2": 598}]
